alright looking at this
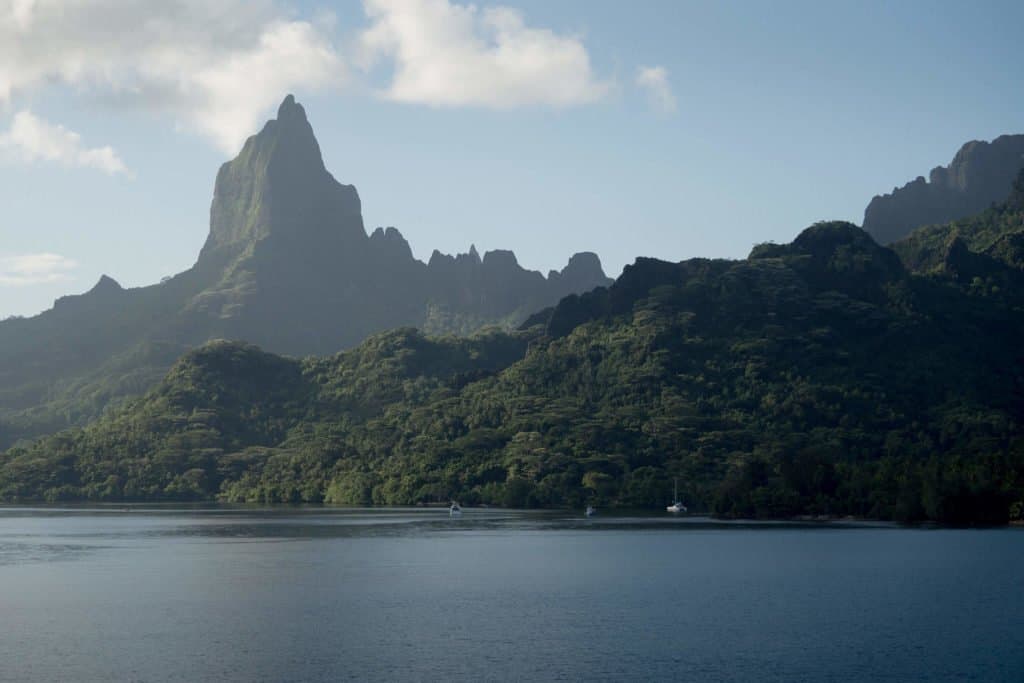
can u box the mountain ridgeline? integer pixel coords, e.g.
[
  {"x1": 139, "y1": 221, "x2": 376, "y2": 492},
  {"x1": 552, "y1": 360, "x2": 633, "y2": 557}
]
[
  {"x1": 4, "y1": 105, "x2": 1024, "y2": 523},
  {"x1": 863, "y1": 134, "x2": 1024, "y2": 245},
  {"x1": 0, "y1": 95, "x2": 611, "y2": 447},
  {"x1": 189, "y1": 95, "x2": 611, "y2": 351},
  {"x1": 3, "y1": 217, "x2": 1023, "y2": 523}
]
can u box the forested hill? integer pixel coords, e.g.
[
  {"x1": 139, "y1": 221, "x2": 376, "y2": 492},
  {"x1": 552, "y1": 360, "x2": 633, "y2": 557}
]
[
  {"x1": 892, "y1": 168, "x2": 1024, "y2": 285},
  {"x1": 2, "y1": 221, "x2": 1023, "y2": 523},
  {"x1": 0, "y1": 95, "x2": 610, "y2": 448}
]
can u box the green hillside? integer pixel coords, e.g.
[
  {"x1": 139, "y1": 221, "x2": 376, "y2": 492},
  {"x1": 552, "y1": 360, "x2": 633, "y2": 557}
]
[
  {"x1": 3, "y1": 221, "x2": 1023, "y2": 523},
  {"x1": 893, "y1": 168, "x2": 1024, "y2": 277},
  {"x1": 0, "y1": 96, "x2": 610, "y2": 448}
]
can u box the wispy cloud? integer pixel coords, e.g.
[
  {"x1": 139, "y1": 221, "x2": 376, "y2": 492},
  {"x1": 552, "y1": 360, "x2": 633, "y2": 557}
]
[
  {"x1": 0, "y1": 0, "x2": 346, "y2": 154},
  {"x1": 0, "y1": 253, "x2": 78, "y2": 286},
  {"x1": 636, "y1": 65, "x2": 677, "y2": 114},
  {"x1": 0, "y1": 111, "x2": 128, "y2": 174},
  {"x1": 358, "y1": 0, "x2": 610, "y2": 109},
  {"x1": 0, "y1": 0, "x2": 624, "y2": 154}
]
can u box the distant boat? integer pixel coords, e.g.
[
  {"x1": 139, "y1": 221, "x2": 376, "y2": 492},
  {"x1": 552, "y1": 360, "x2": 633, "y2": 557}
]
[
  {"x1": 585, "y1": 505, "x2": 596, "y2": 517},
  {"x1": 449, "y1": 501, "x2": 462, "y2": 517},
  {"x1": 667, "y1": 478, "x2": 687, "y2": 513}
]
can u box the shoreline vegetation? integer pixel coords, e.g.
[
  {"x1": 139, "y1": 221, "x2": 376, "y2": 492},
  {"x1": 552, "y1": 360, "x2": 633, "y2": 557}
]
[
  {"x1": 4, "y1": 220, "x2": 1024, "y2": 523},
  {"x1": 4, "y1": 178, "x2": 1024, "y2": 525},
  {"x1": 3, "y1": 99, "x2": 1024, "y2": 526}
]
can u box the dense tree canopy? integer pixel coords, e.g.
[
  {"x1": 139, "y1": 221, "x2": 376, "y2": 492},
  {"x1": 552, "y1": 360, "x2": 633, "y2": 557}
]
[{"x1": 3, "y1": 220, "x2": 1023, "y2": 524}]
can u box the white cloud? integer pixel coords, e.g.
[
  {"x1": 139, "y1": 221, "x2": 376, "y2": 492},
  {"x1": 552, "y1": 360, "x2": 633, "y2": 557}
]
[
  {"x1": 0, "y1": 110, "x2": 128, "y2": 174},
  {"x1": 636, "y1": 65, "x2": 676, "y2": 114},
  {"x1": 186, "y1": 20, "x2": 345, "y2": 151},
  {"x1": 0, "y1": 1, "x2": 619, "y2": 153},
  {"x1": 359, "y1": 0, "x2": 610, "y2": 108},
  {"x1": 0, "y1": 0, "x2": 346, "y2": 153},
  {"x1": 0, "y1": 252, "x2": 77, "y2": 286}
]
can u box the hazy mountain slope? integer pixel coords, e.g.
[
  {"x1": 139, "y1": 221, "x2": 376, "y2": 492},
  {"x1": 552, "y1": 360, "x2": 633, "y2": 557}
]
[
  {"x1": 0, "y1": 96, "x2": 611, "y2": 447},
  {"x1": 890, "y1": 169, "x2": 1024, "y2": 309},
  {"x1": 863, "y1": 134, "x2": 1024, "y2": 245},
  {"x1": 5, "y1": 222, "x2": 1022, "y2": 523}
]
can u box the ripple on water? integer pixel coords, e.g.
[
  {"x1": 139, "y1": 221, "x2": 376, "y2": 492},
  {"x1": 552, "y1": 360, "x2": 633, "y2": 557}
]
[{"x1": 0, "y1": 541, "x2": 98, "y2": 566}]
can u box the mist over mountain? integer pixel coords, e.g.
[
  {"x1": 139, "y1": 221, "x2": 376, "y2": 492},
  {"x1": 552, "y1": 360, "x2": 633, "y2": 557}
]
[
  {"x1": 863, "y1": 134, "x2": 1024, "y2": 245},
  {"x1": 0, "y1": 96, "x2": 611, "y2": 447}
]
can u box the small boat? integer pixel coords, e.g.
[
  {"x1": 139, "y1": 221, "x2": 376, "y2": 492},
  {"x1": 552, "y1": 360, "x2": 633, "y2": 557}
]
[
  {"x1": 449, "y1": 501, "x2": 462, "y2": 517},
  {"x1": 585, "y1": 505, "x2": 596, "y2": 517},
  {"x1": 666, "y1": 478, "x2": 687, "y2": 513}
]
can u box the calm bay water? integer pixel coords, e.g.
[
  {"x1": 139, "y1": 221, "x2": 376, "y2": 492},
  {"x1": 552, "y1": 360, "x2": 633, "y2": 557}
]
[{"x1": 0, "y1": 507, "x2": 1021, "y2": 682}]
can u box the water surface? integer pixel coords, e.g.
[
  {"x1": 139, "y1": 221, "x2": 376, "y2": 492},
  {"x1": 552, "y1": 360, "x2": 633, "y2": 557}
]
[{"x1": 1, "y1": 506, "x2": 1021, "y2": 682}]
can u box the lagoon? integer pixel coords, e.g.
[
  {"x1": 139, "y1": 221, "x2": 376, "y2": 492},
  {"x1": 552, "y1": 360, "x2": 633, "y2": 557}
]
[{"x1": 1, "y1": 507, "x2": 1022, "y2": 682}]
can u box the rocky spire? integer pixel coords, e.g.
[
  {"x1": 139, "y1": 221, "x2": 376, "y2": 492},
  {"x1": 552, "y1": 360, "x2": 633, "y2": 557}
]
[{"x1": 198, "y1": 94, "x2": 364, "y2": 264}]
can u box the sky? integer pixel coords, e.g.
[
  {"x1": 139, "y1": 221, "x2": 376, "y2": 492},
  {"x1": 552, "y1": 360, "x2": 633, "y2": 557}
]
[{"x1": 1, "y1": 0, "x2": 1022, "y2": 318}]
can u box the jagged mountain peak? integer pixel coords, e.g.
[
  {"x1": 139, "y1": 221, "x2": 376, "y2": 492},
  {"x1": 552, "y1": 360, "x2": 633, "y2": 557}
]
[
  {"x1": 52, "y1": 274, "x2": 125, "y2": 312},
  {"x1": 91, "y1": 274, "x2": 123, "y2": 293},
  {"x1": 0, "y1": 95, "x2": 616, "y2": 447},
  {"x1": 863, "y1": 134, "x2": 1024, "y2": 244},
  {"x1": 240, "y1": 94, "x2": 324, "y2": 177},
  {"x1": 277, "y1": 94, "x2": 303, "y2": 120},
  {"x1": 369, "y1": 226, "x2": 415, "y2": 262},
  {"x1": 199, "y1": 95, "x2": 363, "y2": 263},
  {"x1": 260, "y1": 94, "x2": 321, "y2": 167}
]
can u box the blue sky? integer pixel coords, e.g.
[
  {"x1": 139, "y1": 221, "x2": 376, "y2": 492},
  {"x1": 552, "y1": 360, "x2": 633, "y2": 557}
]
[{"x1": 1, "y1": 0, "x2": 1022, "y2": 318}]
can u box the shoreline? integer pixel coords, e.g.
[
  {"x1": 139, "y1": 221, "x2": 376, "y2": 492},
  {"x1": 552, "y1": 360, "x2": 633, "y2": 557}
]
[{"x1": 0, "y1": 501, "x2": 1019, "y2": 527}]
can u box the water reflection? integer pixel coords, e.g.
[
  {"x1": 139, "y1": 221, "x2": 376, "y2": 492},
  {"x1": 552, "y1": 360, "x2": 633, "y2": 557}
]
[
  {"x1": 0, "y1": 540, "x2": 99, "y2": 565},
  {"x1": 0, "y1": 505, "x2": 899, "y2": 563},
  {"x1": 0, "y1": 506, "x2": 1020, "y2": 682},
  {"x1": 0, "y1": 505, "x2": 891, "y2": 542}
]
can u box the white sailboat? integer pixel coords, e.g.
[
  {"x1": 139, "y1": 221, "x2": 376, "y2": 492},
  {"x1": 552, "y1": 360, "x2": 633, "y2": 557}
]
[{"x1": 666, "y1": 478, "x2": 687, "y2": 513}]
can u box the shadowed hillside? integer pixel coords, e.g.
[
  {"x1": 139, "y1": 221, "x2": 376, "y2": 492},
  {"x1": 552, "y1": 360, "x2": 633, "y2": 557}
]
[
  {"x1": 864, "y1": 135, "x2": 1024, "y2": 244},
  {"x1": 0, "y1": 96, "x2": 611, "y2": 447},
  {"x1": 5, "y1": 221, "x2": 1022, "y2": 523},
  {"x1": 891, "y1": 168, "x2": 1024, "y2": 309}
]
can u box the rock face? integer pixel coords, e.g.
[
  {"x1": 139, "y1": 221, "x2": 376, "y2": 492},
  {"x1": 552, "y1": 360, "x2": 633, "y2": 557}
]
[
  {"x1": 863, "y1": 134, "x2": 1024, "y2": 244},
  {"x1": 181, "y1": 94, "x2": 612, "y2": 355},
  {"x1": 890, "y1": 168, "x2": 1024, "y2": 281},
  {"x1": 1008, "y1": 167, "x2": 1024, "y2": 212},
  {"x1": 201, "y1": 95, "x2": 364, "y2": 259},
  {"x1": 0, "y1": 95, "x2": 613, "y2": 445}
]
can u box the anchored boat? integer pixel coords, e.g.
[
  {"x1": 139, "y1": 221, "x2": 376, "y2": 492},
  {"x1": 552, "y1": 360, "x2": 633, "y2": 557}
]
[{"x1": 667, "y1": 478, "x2": 687, "y2": 513}]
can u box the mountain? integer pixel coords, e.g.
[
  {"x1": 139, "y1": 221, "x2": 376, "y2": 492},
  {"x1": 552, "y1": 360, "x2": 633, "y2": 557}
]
[
  {"x1": 863, "y1": 134, "x2": 1024, "y2": 244},
  {"x1": 4, "y1": 221, "x2": 1022, "y2": 523},
  {"x1": 0, "y1": 95, "x2": 611, "y2": 448},
  {"x1": 891, "y1": 168, "x2": 1024, "y2": 297}
]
